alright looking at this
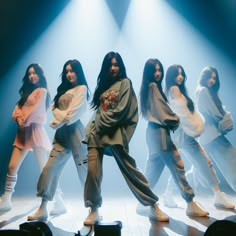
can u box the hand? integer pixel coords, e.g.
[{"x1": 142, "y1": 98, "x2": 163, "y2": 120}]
[
  {"x1": 50, "y1": 121, "x2": 58, "y2": 127},
  {"x1": 17, "y1": 117, "x2": 25, "y2": 128}
]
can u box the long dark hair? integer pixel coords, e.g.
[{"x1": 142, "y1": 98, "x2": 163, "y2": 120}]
[
  {"x1": 198, "y1": 66, "x2": 225, "y2": 115},
  {"x1": 91, "y1": 51, "x2": 127, "y2": 110},
  {"x1": 165, "y1": 64, "x2": 195, "y2": 113},
  {"x1": 54, "y1": 59, "x2": 90, "y2": 108},
  {"x1": 18, "y1": 63, "x2": 50, "y2": 109},
  {"x1": 140, "y1": 58, "x2": 166, "y2": 117}
]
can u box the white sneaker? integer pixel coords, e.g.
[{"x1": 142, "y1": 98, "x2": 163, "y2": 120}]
[
  {"x1": 0, "y1": 197, "x2": 12, "y2": 211},
  {"x1": 84, "y1": 209, "x2": 100, "y2": 226},
  {"x1": 27, "y1": 207, "x2": 48, "y2": 221},
  {"x1": 163, "y1": 194, "x2": 178, "y2": 208},
  {"x1": 214, "y1": 192, "x2": 235, "y2": 209},
  {"x1": 50, "y1": 196, "x2": 67, "y2": 216},
  {"x1": 186, "y1": 201, "x2": 209, "y2": 217},
  {"x1": 136, "y1": 203, "x2": 150, "y2": 216},
  {"x1": 149, "y1": 204, "x2": 169, "y2": 222}
]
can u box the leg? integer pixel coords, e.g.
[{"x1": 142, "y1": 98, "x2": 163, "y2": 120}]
[
  {"x1": 161, "y1": 149, "x2": 209, "y2": 216},
  {"x1": 182, "y1": 134, "x2": 219, "y2": 190},
  {"x1": 37, "y1": 144, "x2": 71, "y2": 200},
  {"x1": 110, "y1": 145, "x2": 169, "y2": 222},
  {"x1": 111, "y1": 145, "x2": 158, "y2": 206},
  {"x1": 73, "y1": 153, "x2": 88, "y2": 187},
  {"x1": 70, "y1": 120, "x2": 88, "y2": 186},
  {"x1": 33, "y1": 146, "x2": 48, "y2": 172},
  {"x1": 182, "y1": 135, "x2": 234, "y2": 209},
  {"x1": 84, "y1": 148, "x2": 103, "y2": 209},
  {"x1": 83, "y1": 148, "x2": 103, "y2": 225},
  {"x1": 205, "y1": 135, "x2": 236, "y2": 192},
  {"x1": 163, "y1": 175, "x2": 179, "y2": 208},
  {"x1": 161, "y1": 149, "x2": 194, "y2": 203},
  {"x1": 28, "y1": 144, "x2": 70, "y2": 221},
  {"x1": 144, "y1": 154, "x2": 165, "y2": 189},
  {"x1": 33, "y1": 145, "x2": 67, "y2": 216},
  {"x1": 0, "y1": 147, "x2": 28, "y2": 211}
]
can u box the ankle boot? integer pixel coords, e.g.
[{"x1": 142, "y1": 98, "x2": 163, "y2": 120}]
[
  {"x1": 0, "y1": 174, "x2": 17, "y2": 211},
  {"x1": 214, "y1": 191, "x2": 235, "y2": 209},
  {"x1": 28, "y1": 199, "x2": 49, "y2": 221},
  {"x1": 0, "y1": 191, "x2": 13, "y2": 211}
]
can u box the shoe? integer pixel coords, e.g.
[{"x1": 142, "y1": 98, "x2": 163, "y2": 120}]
[
  {"x1": 149, "y1": 204, "x2": 169, "y2": 222},
  {"x1": 163, "y1": 194, "x2": 178, "y2": 208},
  {"x1": 214, "y1": 192, "x2": 235, "y2": 209},
  {"x1": 84, "y1": 209, "x2": 100, "y2": 226},
  {"x1": 186, "y1": 201, "x2": 209, "y2": 217},
  {"x1": 0, "y1": 197, "x2": 12, "y2": 211},
  {"x1": 27, "y1": 207, "x2": 48, "y2": 221},
  {"x1": 50, "y1": 196, "x2": 67, "y2": 216},
  {"x1": 136, "y1": 203, "x2": 150, "y2": 216}
]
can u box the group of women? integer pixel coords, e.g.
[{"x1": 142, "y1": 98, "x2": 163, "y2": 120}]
[{"x1": 0, "y1": 52, "x2": 235, "y2": 226}]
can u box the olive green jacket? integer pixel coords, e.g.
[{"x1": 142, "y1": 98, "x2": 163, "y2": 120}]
[{"x1": 83, "y1": 78, "x2": 138, "y2": 153}]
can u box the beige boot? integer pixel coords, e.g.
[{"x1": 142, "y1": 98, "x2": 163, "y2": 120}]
[
  {"x1": 149, "y1": 204, "x2": 169, "y2": 222},
  {"x1": 27, "y1": 199, "x2": 48, "y2": 221},
  {"x1": 186, "y1": 201, "x2": 209, "y2": 217},
  {"x1": 84, "y1": 208, "x2": 100, "y2": 226}
]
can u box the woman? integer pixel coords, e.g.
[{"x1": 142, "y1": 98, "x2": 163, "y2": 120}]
[
  {"x1": 27, "y1": 59, "x2": 89, "y2": 221},
  {"x1": 138, "y1": 58, "x2": 209, "y2": 218},
  {"x1": 82, "y1": 52, "x2": 169, "y2": 226},
  {"x1": 163, "y1": 64, "x2": 234, "y2": 209},
  {"x1": 196, "y1": 66, "x2": 236, "y2": 194},
  {"x1": 0, "y1": 63, "x2": 64, "y2": 214}
]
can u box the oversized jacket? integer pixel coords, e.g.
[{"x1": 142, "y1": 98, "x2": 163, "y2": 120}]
[
  {"x1": 12, "y1": 87, "x2": 51, "y2": 150},
  {"x1": 146, "y1": 82, "x2": 179, "y2": 130},
  {"x1": 83, "y1": 78, "x2": 138, "y2": 154},
  {"x1": 169, "y1": 93, "x2": 205, "y2": 138},
  {"x1": 50, "y1": 85, "x2": 87, "y2": 130},
  {"x1": 196, "y1": 87, "x2": 233, "y2": 145}
]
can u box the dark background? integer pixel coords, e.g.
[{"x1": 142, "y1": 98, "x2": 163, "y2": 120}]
[{"x1": 1, "y1": 0, "x2": 235, "y2": 80}]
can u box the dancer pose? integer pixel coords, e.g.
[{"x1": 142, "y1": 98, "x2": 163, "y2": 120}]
[
  {"x1": 196, "y1": 66, "x2": 236, "y2": 193},
  {"x1": 82, "y1": 52, "x2": 169, "y2": 226},
  {"x1": 28, "y1": 59, "x2": 89, "y2": 221},
  {"x1": 137, "y1": 59, "x2": 209, "y2": 217},
  {"x1": 163, "y1": 64, "x2": 234, "y2": 209},
  {"x1": 0, "y1": 63, "x2": 63, "y2": 214}
]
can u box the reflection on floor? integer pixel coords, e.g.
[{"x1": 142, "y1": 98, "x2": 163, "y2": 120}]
[{"x1": 0, "y1": 193, "x2": 236, "y2": 236}]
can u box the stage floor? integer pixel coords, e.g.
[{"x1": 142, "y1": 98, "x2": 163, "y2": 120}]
[{"x1": 0, "y1": 193, "x2": 236, "y2": 235}]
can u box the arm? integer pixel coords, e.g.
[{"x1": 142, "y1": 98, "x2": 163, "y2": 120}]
[
  {"x1": 197, "y1": 87, "x2": 224, "y2": 122},
  {"x1": 16, "y1": 88, "x2": 48, "y2": 127},
  {"x1": 12, "y1": 105, "x2": 25, "y2": 127},
  {"x1": 50, "y1": 85, "x2": 87, "y2": 129},
  {"x1": 149, "y1": 83, "x2": 179, "y2": 129},
  {"x1": 169, "y1": 86, "x2": 204, "y2": 137}
]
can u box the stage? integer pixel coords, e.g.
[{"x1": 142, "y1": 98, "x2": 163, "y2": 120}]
[{"x1": 0, "y1": 193, "x2": 236, "y2": 235}]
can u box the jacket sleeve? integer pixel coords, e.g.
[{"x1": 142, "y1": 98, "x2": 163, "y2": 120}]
[
  {"x1": 197, "y1": 87, "x2": 224, "y2": 122},
  {"x1": 149, "y1": 83, "x2": 179, "y2": 129},
  {"x1": 95, "y1": 79, "x2": 132, "y2": 132},
  {"x1": 51, "y1": 86, "x2": 87, "y2": 129},
  {"x1": 15, "y1": 88, "x2": 47, "y2": 127},
  {"x1": 12, "y1": 105, "x2": 24, "y2": 122},
  {"x1": 170, "y1": 96, "x2": 204, "y2": 137}
]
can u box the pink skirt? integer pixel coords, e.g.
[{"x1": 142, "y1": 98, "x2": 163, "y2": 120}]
[{"x1": 13, "y1": 123, "x2": 51, "y2": 151}]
